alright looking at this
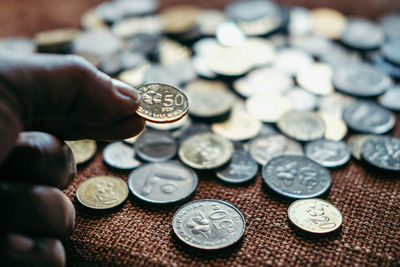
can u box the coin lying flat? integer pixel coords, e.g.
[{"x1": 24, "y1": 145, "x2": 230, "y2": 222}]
[
  {"x1": 246, "y1": 94, "x2": 292, "y2": 123},
  {"x1": 76, "y1": 176, "x2": 129, "y2": 209},
  {"x1": 216, "y1": 150, "x2": 258, "y2": 184},
  {"x1": 135, "y1": 130, "x2": 177, "y2": 162},
  {"x1": 288, "y1": 198, "x2": 342, "y2": 234},
  {"x1": 310, "y1": 8, "x2": 346, "y2": 39},
  {"x1": 136, "y1": 83, "x2": 189, "y2": 123},
  {"x1": 318, "y1": 93, "x2": 355, "y2": 118},
  {"x1": 341, "y1": 18, "x2": 384, "y2": 50},
  {"x1": 103, "y1": 142, "x2": 141, "y2": 170},
  {"x1": 249, "y1": 135, "x2": 303, "y2": 166},
  {"x1": 305, "y1": 140, "x2": 350, "y2": 168},
  {"x1": 65, "y1": 140, "x2": 97, "y2": 165},
  {"x1": 262, "y1": 155, "x2": 331, "y2": 199},
  {"x1": 296, "y1": 63, "x2": 334, "y2": 96},
  {"x1": 285, "y1": 88, "x2": 318, "y2": 111},
  {"x1": 361, "y1": 135, "x2": 400, "y2": 172},
  {"x1": 277, "y1": 111, "x2": 325, "y2": 142},
  {"x1": 128, "y1": 161, "x2": 198, "y2": 204},
  {"x1": 347, "y1": 134, "x2": 371, "y2": 160},
  {"x1": 160, "y1": 5, "x2": 199, "y2": 35},
  {"x1": 378, "y1": 86, "x2": 400, "y2": 111},
  {"x1": 172, "y1": 199, "x2": 245, "y2": 250},
  {"x1": 317, "y1": 112, "x2": 347, "y2": 141},
  {"x1": 343, "y1": 101, "x2": 395, "y2": 134},
  {"x1": 179, "y1": 133, "x2": 233, "y2": 170}
]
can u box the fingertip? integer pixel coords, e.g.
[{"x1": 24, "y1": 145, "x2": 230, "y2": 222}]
[{"x1": 112, "y1": 79, "x2": 141, "y2": 105}]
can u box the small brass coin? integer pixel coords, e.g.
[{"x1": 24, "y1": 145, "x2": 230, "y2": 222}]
[
  {"x1": 160, "y1": 5, "x2": 200, "y2": 34},
  {"x1": 65, "y1": 140, "x2": 97, "y2": 165},
  {"x1": 311, "y1": 8, "x2": 347, "y2": 39},
  {"x1": 136, "y1": 83, "x2": 189, "y2": 123},
  {"x1": 76, "y1": 176, "x2": 129, "y2": 210},
  {"x1": 347, "y1": 134, "x2": 372, "y2": 160},
  {"x1": 288, "y1": 198, "x2": 343, "y2": 234},
  {"x1": 297, "y1": 63, "x2": 334, "y2": 96},
  {"x1": 317, "y1": 112, "x2": 347, "y2": 141}
]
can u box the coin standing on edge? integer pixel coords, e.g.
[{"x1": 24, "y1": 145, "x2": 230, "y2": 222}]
[
  {"x1": 288, "y1": 198, "x2": 342, "y2": 234},
  {"x1": 76, "y1": 176, "x2": 129, "y2": 209},
  {"x1": 65, "y1": 139, "x2": 97, "y2": 165},
  {"x1": 361, "y1": 135, "x2": 400, "y2": 172},
  {"x1": 305, "y1": 140, "x2": 350, "y2": 168},
  {"x1": 136, "y1": 83, "x2": 189, "y2": 123},
  {"x1": 103, "y1": 141, "x2": 142, "y2": 170},
  {"x1": 172, "y1": 199, "x2": 245, "y2": 250},
  {"x1": 216, "y1": 150, "x2": 258, "y2": 184}
]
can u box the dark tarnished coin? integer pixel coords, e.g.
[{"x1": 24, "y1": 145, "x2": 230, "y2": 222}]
[
  {"x1": 216, "y1": 150, "x2": 258, "y2": 183},
  {"x1": 288, "y1": 198, "x2": 342, "y2": 234},
  {"x1": 277, "y1": 111, "x2": 325, "y2": 142},
  {"x1": 262, "y1": 155, "x2": 331, "y2": 199},
  {"x1": 378, "y1": 86, "x2": 400, "y2": 111},
  {"x1": 128, "y1": 161, "x2": 198, "y2": 204},
  {"x1": 103, "y1": 142, "x2": 142, "y2": 170},
  {"x1": 347, "y1": 134, "x2": 371, "y2": 160},
  {"x1": 340, "y1": 18, "x2": 384, "y2": 50},
  {"x1": 305, "y1": 140, "x2": 350, "y2": 168},
  {"x1": 361, "y1": 135, "x2": 400, "y2": 172},
  {"x1": 172, "y1": 199, "x2": 245, "y2": 250},
  {"x1": 137, "y1": 83, "x2": 189, "y2": 123},
  {"x1": 333, "y1": 64, "x2": 392, "y2": 97},
  {"x1": 135, "y1": 130, "x2": 177, "y2": 162},
  {"x1": 343, "y1": 101, "x2": 395, "y2": 134},
  {"x1": 249, "y1": 135, "x2": 303, "y2": 166},
  {"x1": 179, "y1": 133, "x2": 234, "y2": 170}
]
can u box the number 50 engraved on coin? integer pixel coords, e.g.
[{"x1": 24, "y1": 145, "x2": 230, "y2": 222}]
[{"x1": 136, "y1": 83, "x2": 189, "y2": 123}]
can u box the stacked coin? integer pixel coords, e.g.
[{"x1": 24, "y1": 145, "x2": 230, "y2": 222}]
[{"x1": 7, "y1": 0, "x2": 399, "y2": 249}]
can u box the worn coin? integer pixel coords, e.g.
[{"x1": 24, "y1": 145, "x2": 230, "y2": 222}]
[
  {"x1": 340, "y1": 18, "x2": 384, "y2": 50},
  {"x1": 361, "y1": 135, "x2": 400, "y2": 172},
  {"x1": 305, "y1": 140, "x2": 350, "y2": 168},
  {"x1": 128, "y1": 161, "x2": 198, "y2": 204},
  {"x1": 378, "y1": 85, "x2": 400, "y2": 111},
  {"x1": 317, "y1": 112, "x2": 347, "y2": 141},
  {"x1": 347, "y1": 134, "x2": 371, "y2": 160},
  {"x1": 172, "y1": 199, "x2": 245, "y2": 250},
  {"x1": 333, "y1": 64, "x2": 392, "y2": 97},
  {"x1": 135, "y1": 130, "x2": 177, "y2": 162},
  {"x1": 296, "y1": 63, "x2": 334, "y2": 96},
  {"x1": 137, "y1": 83, "x2": 189, "y2": 123},
  {"x1": 65, "y1": 140, "x2": 97, "y2": 165},
  {"x1": 179, "y1": 133, "x2": 233, "y2": 170},
  {"x1": 246, "y1": 94, "x2": 292, "y2": 123},
  {"x1": 216, "y1": 151, "x2": 258, "y2": 184},
  {"x1": 262, "y1": 155, "x2": 331, "y2": 199},
  {"x1": 343, "y1": 101, "x2": 395, "y2": 134},
  {"x1": 277, "y1": 111, "x2": 325, "y2": 142},
  {"x1": 76, "y1": 176, "x2": 129, "y2": 209},
  {"x1": 288, "y1": 198, "x2": 342, "y2": 234},
  {"x1": 103, "y1": 142, "x2": 141, "y2": 170}
]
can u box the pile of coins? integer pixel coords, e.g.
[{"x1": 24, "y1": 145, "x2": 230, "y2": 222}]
[{"x1": 4, "y1": 0, "x2": 400, "y2": 250}]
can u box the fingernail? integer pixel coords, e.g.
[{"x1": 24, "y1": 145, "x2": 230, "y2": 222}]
[
  {"x1": 7, "y1": 233, "x2": 34, "y2": 252},
  {"x1": 112, "y1": 79, "x2": 141, "y2": 104}
]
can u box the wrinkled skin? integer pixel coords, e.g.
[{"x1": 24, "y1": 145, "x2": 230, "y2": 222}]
[{"x1": 0, "y1": 53, "x2": 145, "y2": 266}]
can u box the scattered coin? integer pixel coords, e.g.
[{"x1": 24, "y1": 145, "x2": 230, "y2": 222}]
[
  {"x1": 103, "y1": 142, "x2": 142, "y2": 170},
  {"x1": 371, "y1": 52, "x2": 400, "y2": 79},
  {"x1": 310, "y1": 8, "x2": 346, "y2": 39},
  {"x1": 123, "y1": 130, "x2": 143, "y2": 145},
  {"x1": 196, "y1": 9, "x2": 226, "y2": 36},
  {"x1": 340, "y1": 18, "x2": 384, "y2": 50},
  {"x1": 285, "y1": 88, "x2": 318, "y2": 111},
  {"x1": 160, "y1": 5, "x2": 199, "y2": 35},
  {"x1": 347, "y1": 134, "x2": 371, "y2": 160},
  {"x1": 176, "y1": 123, "x2": 211, "y2": 144},
  {"x1": 277, "y1": 111, "x2": 326, "y2": 142},
  {"x1": 317, "y1": 112, "x2": 347, "y2": 141},
  {"x1": 65, "y1": 139, "x2": 97, "y2": 165},
  {"x1": 172, "y1": 199, "x2": 245, "y2": 250},
  {"x1": 273, "y1": 48, "x2": 314, "y2": 76},
  {"x1": 288, "y1": 7, "x2": 311, "y2": 37},
  {"x1": 216, "y1": 21, "x2": 246, "y2": 47},
  {"x1": 146, "y1": 114, "x2": 190, "y2": 131},
  {"x1": 128, "y1": 161, "x2": 198, "y2": 204},
  {"x1": 305, "y1": 140, "x2": 350, "y2": 168},
  {"x1": 179, "y1": 133, "x2": 233, "y2": 170},
  {"x1": 381, "y1": 41, "x2": 400, "y2": 66},
  {"x1": 296, "y1": 63, "x2": 334, "y2": 96},
  {"x1": 136, "y1": 83, "x2": 189, "y2": 123},
  {"x1": 288, "y1": 198, "x2": 342, "y2": 234},
  {"x1": 317, "y1": 93, "x2": 355, "y2": 118},
  {"x1": 216, "y1": 150, "x2": 258, "y2": 184},
  {"x1": 246, "y1": 94, "x2": 292, "y2": 123},
  {"x1": 361, "y1": 135, "x2": 400, "y2": 172},
  {"x1": 378, "y1": 85, "x2": 400, "y2": 111},
  {"x1": 343, "y1": 101, "x2": 395, "y2": 134},
  {"x1": 249, "y1": 135, "x2": 303, "y2": 166},
  {"x1": 34, "y1": 28, "x2": 79, "y2": 53},
  {"x1": 73, "y1": 29, "x2": 123, "y2": 57},
  {"x1": 380, "y1": 13, "x2": 400, "y2": 41},
  {"x1": 76, "y1": 176, "x2": 129, "y2": 209},
  {"x1": 262, "y1": 155, "x2": 331, "y2": 199},
  {"x1": 135, "y1": 130, "x2": 177, "y2": 162}
]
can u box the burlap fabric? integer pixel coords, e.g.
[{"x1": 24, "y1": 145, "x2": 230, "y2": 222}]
[{"x1": 1, "y1": 0, "x2": 400, "y2": 266}]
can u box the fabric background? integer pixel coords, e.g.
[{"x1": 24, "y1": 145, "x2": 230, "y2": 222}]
[{"x1": 1, "y1": 0, "x2": 400, "y2": 266}]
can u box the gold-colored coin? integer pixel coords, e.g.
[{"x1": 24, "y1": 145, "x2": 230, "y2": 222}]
[
  {"x1": 76, "y1": 176, "x2": 129, "y2": 210},
  {"x1": 246, "y1": 94, "x2": 292, "y2": 123},
  {"x1": 34, "y1": 28, "x2": 79, "y2": 52},
  {"x1": 80, "y1": 8, "x2": 107, "y2": 30},
  {"x1": 159, "y1": 39, "x2": 192, "y2": 65},
  {"x1": 160, "y1": 5, "x2": 199, "y2": 34},
  {"x1": 118, "y1": 61, "x2": 150, "y2": 87},
  {"x1": 136, "y1": 83, "x2": 189, "y2": 123},
  {"x1": 112, "y1": 16, "x2": 162, "y2": 38},
  {"x1": 179, "y1": 133, "x2": 234, "y2": 170},
  {"x1": 317, "y1": 112, "x2": 347, "y2": 141},
  {"x1": 311, "y1": 8, "x2": 347, "y2": 39},
  {"x1": 288, "y1": 198, "x2": 343, "y2": 234},
  {"x1": 347, "y1": 134, "x2": 371, "y2": 160},
  {"x1": 297, "y1": 63, "x2": 334, "y2": 96},
  {"x1": 65, "y1": 139, "x2": 97, "y2": 165}
]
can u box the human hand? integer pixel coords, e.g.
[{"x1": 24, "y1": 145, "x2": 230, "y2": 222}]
[{"x1": 0, "y1": 52, "x2": 145, "y2": 266}]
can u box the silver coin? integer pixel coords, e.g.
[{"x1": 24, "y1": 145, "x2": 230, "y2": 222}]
[
  {"x1": 305, "y1": 140, "x2": 350, "y2": 168},
  {"x1": 73, "y1": 29, "x2": 123, "y2": 57},
  {"x1": 347, "y1": 134, "x2": 371, "y2": 160},
  {"x1": 380, "y1": 13, "x2": 400, "y2": 41},
  {"x1": 262, "y1": 155, "x2": 331, "y2": 199},
  {"x1": 128, "y1": 161, "x2": 198, "y2": 204},
  {"x1": 172, "y1": 199, "x2": 245, "y2": 250},
  {"x1": 285, "y1": 88, "x2": 318, "y2": 111},
  {"x1": 381, "y1": 41, "x2": 400, "y2": 66},
  {"x1": 249, "y1": 134, "x2": 303, "y2": 166},
  {"x1": 216, "y1": 150, "x2": 258, "y2": 183},
  {"x1": 288, "y1": 7, "x2": 312, "y2": 37},
  {"x1": 361, "y1": 135, "x2": 400, "y2": 172},
  {"x1": 340, "y1": 18, "x2": 384, "y2": 50},
  {"x1": 272, "y1": 48, "x2": 314, "y2": 76},
  {"x1": 372, "y1": 52, "x2": 400, "y2": 79},
  {"x1": 378, "y1": 85, "x2": 400, "y2": 111},
  {"x1": 216, "y1": 21, "x2": 246, "y2": 47},
  {"x1": 103, "y1": 142, "x2": 142, "y2": 170},
  {"x1": 135, "y1": 130, "x2": 177, "y2": 162},
  {"x1": 318, "y1": 92, "x2": 355, "y2": 118},
  {"x1": 225, "y1": 0, "x2": 282, "y2": 23},
  {"x1": 343, "y1": 101, "x2": 395, "y2": 134},
  {"x1": 333, "y1": 63, "x2": 392, "y2": 97},
  {"x1": 277, "y1": 111, "x2": 326, "y2": 142},
  {"x1": 289, "y1": 35, "x2": 334, "y2": 58}
]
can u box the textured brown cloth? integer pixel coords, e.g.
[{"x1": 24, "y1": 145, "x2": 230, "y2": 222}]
[{"x1": 1, "y1": 0, "x2": 400, "y2": 266}]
